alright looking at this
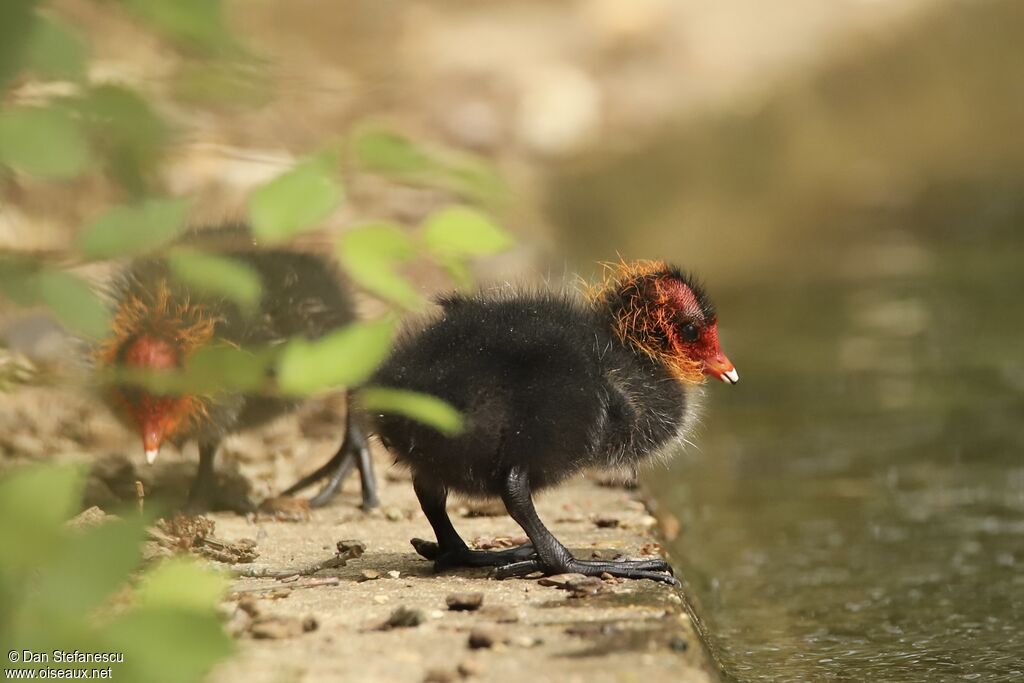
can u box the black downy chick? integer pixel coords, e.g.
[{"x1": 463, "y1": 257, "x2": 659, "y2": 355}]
[
  {"x1": 368, "y1": 261, "x2": 737, "y2": 584},
  {"x1": 98, "y1": 231, "x2": 379, "y2": 512}
]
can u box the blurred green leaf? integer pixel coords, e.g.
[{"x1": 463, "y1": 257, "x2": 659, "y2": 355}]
[
  {"x1": 249, "y1": 150, "x2": 344, "y2": 243},
  {"x1": 359, "y1": 387, "x2": 464, "y2": 436},
  {"x1": 0, "y1": 464, "x2": 84, "y2": 571},
  {"x1": 0, "y1": 107, "x2": 92, "y2": 179},
  {"x1": 167, "y1": 248, "x2": 262, "y2": 311},
  {"x1": 105, "y1": 607, "x2": 232, "y2": 683},
  {"x1": 29, "y1": 517, "x2": 146, "y2": 618},
  {"x1": 137, "y1": 558, "x2": 227, "y2": 612},
  {"x1": 77, "y1": 85, "x2": 171, "y2": 194},
  {"x1": 441, "y1": 159, "x2": 508, "y2": 205},
  {"x1": 353, "y1": 126, "x2": 507, "y2": 203},
  {"x1": 353, "y1": 127, "x2": 435, "y2": 175},
  {"x1": 0, "y1": 0, "x2": 36, "y2": 91},
  {"x1": 172, "y1": 60, "x2": 271, "y2": 109},
  {"x1": 439, "y1": 258, "x2": 474, "y2": 290},
  {"x1": 422, "y1": 206, "x2": 513, "y2": 257},
  {"x1": 35, "y1": 269, "x2": 110, "y2": 338},
  {"x1": 0, "y1": 463, "x2": 233, "y2": 683},
  {"x1": 277, "y1": 318, "x2": 395, "y2": 395},
  {"x1": 183, "y1": 344, "x2": 272, "y2": 393},
  {"x1": 105, "y1": 345, "x2": 273, "y2": 398},
  {"x1": 78, "y1": 198, "x2": 189, "y2": 259},
  {"x1": 0, "y1": 256, "x2": 42, "y2": 305},
  {"x1": 25, "y1": 14, "x2": 87, "y2": 82},
  {"x1": 120, "y1": 0, "x2": 238, "y2": 56},
  {"x1": 338, "y1": 223, "x2": 423, "y2": 309}
]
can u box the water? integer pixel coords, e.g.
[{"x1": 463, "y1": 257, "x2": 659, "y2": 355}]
[{"x1": 646, "y1": 217, "x2": 1024, "y2": 681}]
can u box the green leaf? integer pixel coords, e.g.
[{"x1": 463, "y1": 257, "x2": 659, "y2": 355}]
[
  {"x1": 0, "y1": 107, "x2": 92, "y2": 179},
  {"x1": 441, "y1": 159, "x2": 508, "y2": 205},
  {"x1": 277, "y1": 318, "x2": 396, "y2": 395},
  {"x1": 121, "y1": 0, "x2": 238, "y2": 56},
  {"x1": 104, "y1": 607, "x2": 233, "y2": 683},
  {"x1": 0, "y1": 464, "x2": 84, "y2": 571},
  {"x1": 0, "y1": 0, "x2": 37, "y2": 91},
  {"x1": 422, "y1": 206, "x2": 513, "y2": 258},
  {"x1": 182, "y1": 345, "x2": 272, "y2": 393},
  {"x1": 77, "y1": 85, "x2": 171, "y2": 194},
  {"x1": 249, "y1": 150, "x2": 344, "y2": 243},
  {"x1": 0, "y1": 256, "x2": 42, "y2": 305},
  {"x1": 35, "y1": 269, "x2": 110, "y2": 338},
  {"x1": 352, "y1": 126, "x2": 507, "y2": 203},
  {"x1": 77, "y1": 198, "x2": 189, "y2": 259},
  {"x1": 137, "y1": 558, "x2": 227, "y2": 612},
  {"x1": 353, "y1": 127, "x2": 435, "y2": 175},
  {"x1": 167, "y1": 248, "x2": 262, "y2": 311},
  {"x1": 338, "y1": 223, "x2": 423, "y2": 309},
  {"x1": 107, "y1": 345, "x2": 273, "y2": 396},
  {"x1": 358, "y1": 387, "x2": 464, "y2": 436},
  {"x1": 171, "y1": 60, "x2": 271, "y2": 109},
  {"x1": 29, "y1": 517, "x2": 146, "y2": 618},
  {"x1": 25, "y1": 14, "x2": 87, "y2": 82},
  {"x1": 440, "y1": 259, "x2": 473, "y2": 290}
]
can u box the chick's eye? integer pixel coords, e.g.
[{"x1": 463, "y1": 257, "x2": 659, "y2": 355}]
[{"x1": 680, "y1": 322, "x2": 700, "y2": 342}]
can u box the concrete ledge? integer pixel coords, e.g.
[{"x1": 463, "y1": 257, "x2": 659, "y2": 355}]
[{"x1": 209, "y1": 457, "x2": 720, "y2": 683}]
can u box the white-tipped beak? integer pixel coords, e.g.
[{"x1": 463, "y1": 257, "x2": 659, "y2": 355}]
[
  {"x1": 721, "y1": 368, "x2": 739, "y2": 384},
  {"x1": 145, "y1": 449, "x2": 159, "y2": 465}
]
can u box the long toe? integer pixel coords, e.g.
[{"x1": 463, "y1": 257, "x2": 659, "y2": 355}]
[
  {"x1": 411, "y1": 538, "x2": 442, "y2": 561},
  {"x1": 495, "y1": 557, "x2": 678, "y2": 586},
  {"x1": 412, "y1": 542, "x2": 539, "y2": 571},
  {"x1": 567, "y1": 559, "x2": 679, "y2": 585},
  {"x1": 307, "y1": 478, "x2": 346, "y2": 509}
]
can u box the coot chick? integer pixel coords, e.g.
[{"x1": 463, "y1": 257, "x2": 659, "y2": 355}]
[
  {"x1": 97, "y1": 238, "x2": 378, "y2": 512},
  {"x1": 368, "y1": 260, "x2": 737, "y2": 584}
]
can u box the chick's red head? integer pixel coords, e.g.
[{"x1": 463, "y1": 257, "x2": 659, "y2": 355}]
[
  {"x1": 599, "y1": 260, "x2": 738, "y2": 385},
  {"x1": 98, "y1": 280, "x2": 215, "y2": 464},
  {"x1": 114, "y1": 334, "x2": 199, "y2": 464}
]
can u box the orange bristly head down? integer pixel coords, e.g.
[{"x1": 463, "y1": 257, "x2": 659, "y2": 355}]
[{"x1": 97, "y1": 279, "x2": 217, "y2": 464}]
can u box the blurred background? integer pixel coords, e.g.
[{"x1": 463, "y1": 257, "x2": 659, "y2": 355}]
[{"x1": 2, "y1": 0, "x2": 1023, "y2": 681}]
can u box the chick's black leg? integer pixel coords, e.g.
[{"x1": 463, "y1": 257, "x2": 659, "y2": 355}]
[
  {"x1": 281, "y1": 413, "x2": 379, "y2": 510},
  {"x1": 410, "y1": 477, "x2": 536, "y2": 570},
  {"x1": 185, "y1": 440, "x2": 255, "y2": 514},
  {"x1": 350, "y1": 421, "x2": 380, "y2": 510},
  {"x1": 495, "y1": 465, "x2": 678, "y2": 585}
]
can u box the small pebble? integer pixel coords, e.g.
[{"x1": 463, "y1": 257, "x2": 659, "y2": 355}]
[
  {"x1": 423, "y1": 669, "x2": 455, "y2": 683},
  {"x1": 337, "y1": 539, "x2": 367, "y2": 558},
  {"x1": 668, "y1": 635, "x2": 689, "y2": 652},
  {"x1": 590, "y1": 549, "x2": 622, "y2": 561},
  {"x1": 638, "y1": 514, "x2": 658, "y2": 529},
  {"x1": 565, "y1": 576, "x2": 606, "y2": 597},
  {"x1": 373, "y1": 595, "x2": 390, "y2": 604},
  {"x1": 387, "y1": 570, "x2": 401, "y2": 579},
  {"x1": 457, "y1": 659, "x2": 484, "y2": 677},
  {"x1": 467, "y1": 628, "x2": 496, "y2": 650},
  {"x1": 478, "y1": 605, "x2": 519, "y2": 623},
  {"x1": 384, "y1": 507, "x2": 405, "y2": 521},
  {"x1": 380, "y1": 606, "x2": 424, "y2": 630},
  {"x1": 446, "y1": 592, "x2": 484, "y2": 611},
  {"x1": 359, "y1": 570, "x2": 381, "y2": 582},
  {"x1": 593, "y1": 515, "x2": 620, "y2": 528},
  {"x1": 249, "y1": 614, "x2": 317, "y2": 639},
  {"x1": 538, "y1": 573, "x2": 586, "y2": 588},
  {"x1": 509, "y1": 635, "x2": 543, "y2": 648}
]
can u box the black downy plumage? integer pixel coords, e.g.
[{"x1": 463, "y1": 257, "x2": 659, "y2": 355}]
[
  {"x1": 366, "y1": 261, "x2": 738, "y2": 584},
  {"x1": 98, "y1": 229, "x2": 378, "y2": 512}
]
